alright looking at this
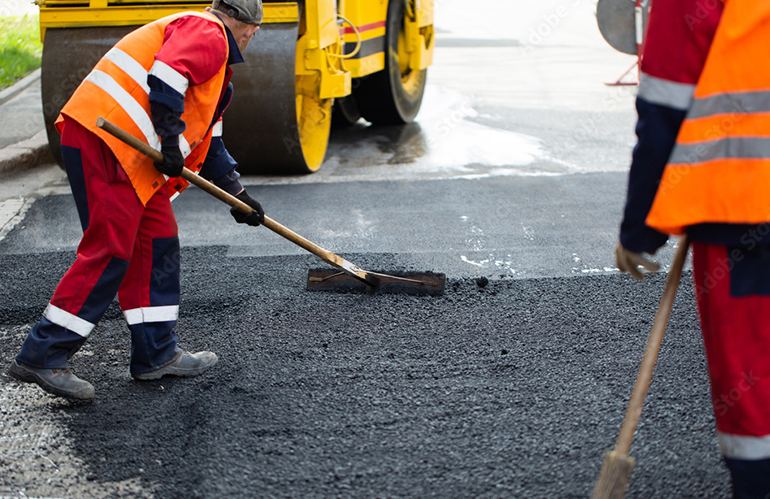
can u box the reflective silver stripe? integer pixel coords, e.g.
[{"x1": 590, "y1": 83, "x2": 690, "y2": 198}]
[
  {"x1": 89, "y1": 58, "x2": 194, "y2": 159},
  {"x1": 179, "y1": 134, "x2": 192, "y2": 158},
  {"x1": 638, "y1": 72, "x2": 695, "y2": 111},
  {"x1": 718, "y1": 432, "x2": 770, "y2": 460},
  {"x1": 212, "y1": 120, "x2": 223, "y2": 137},
  {"x1": 44, "y1": 304, "x2": 94, "y2": 338},
  {"x1": 123, "y1": 305, "x2": 179, "y2": 325},
  {"x1": 688, "y1": 90, "x2": 770, "y2": 120},
  {"x1": 149, "y1": 60, "x2": 189, "y2": 97},
  {"x1": 103, "y1": 47, "x2": 151, "y2": 94},
  {"x1": 85, "y1": 70, "x2": 161, "y2": 152},
  {"x1": 669, "y1": 137, "x2": 770, "y2": 165}
]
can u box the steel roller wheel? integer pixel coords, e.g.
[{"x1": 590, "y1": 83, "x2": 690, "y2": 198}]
[
  {"x1": 225, "y1": 16, "x2": 332, "y2": 174},
  {"x1": 353, "y1": 0, "x2": 427, "y2": 125},
  {"x1": 42, "y1": 21, "x2": 331, "y2": 175},
  {"x1": 41, "y1": 27, "x2": 138, "y2": 168}
]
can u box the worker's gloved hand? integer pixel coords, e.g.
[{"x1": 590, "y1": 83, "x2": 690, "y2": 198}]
[
  {"x1": 231, "y1": 190, "x2": 265, "y2": 227},
  {"x1": 615, "y1": 242, "x2": 661, "y2": 280},
  {"x1": 154, "y1": 145, "x2": 185, "y2": 178}
]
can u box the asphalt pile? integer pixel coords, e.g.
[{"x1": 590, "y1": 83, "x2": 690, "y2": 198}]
[{"x1": 0, "y1": 246, "x2": 730, "y2": 498}]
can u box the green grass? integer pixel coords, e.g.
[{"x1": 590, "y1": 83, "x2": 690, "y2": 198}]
[{"x1": 0, "y1": 15, "x2": 42, "y2": 91}]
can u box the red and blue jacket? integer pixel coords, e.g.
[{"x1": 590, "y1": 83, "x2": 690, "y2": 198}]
[
  {"x1": 620, "y1": 0, "x2": 724, "y2": 253},
  {"x1": 149, "y1": 12, "x2": 245, "y2": 197}
]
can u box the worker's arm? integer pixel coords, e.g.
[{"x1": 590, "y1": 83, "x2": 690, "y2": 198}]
[
  {"x1": 616, "y1": 0, "x2": 723, "y2": 278},
  {"x1": 193, "y1": 83, "x2": 263, "y2": 227},
  {"x1": 616, "y1": 97, "x2": 683, "y2": 279},
  {"x1": 148, "y1": 15, "x2": 228, "y2": 176},
  {"x1": 619, "y1": 99, "x2": 684, "y2": 255},
  {"x1": 199, "y1": 135, "x2": 264, "y2": 227}
]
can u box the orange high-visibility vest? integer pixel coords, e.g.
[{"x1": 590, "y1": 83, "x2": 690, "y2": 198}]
[
  {"x1": 56, "y1": 11, "x2": 228, "y2": 206},
  {"x1": 646, "y1": 1, "x2": 770, "y2": 235}
]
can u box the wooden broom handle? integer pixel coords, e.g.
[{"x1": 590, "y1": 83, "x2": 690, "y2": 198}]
[
  {"x1": 94, "y1": 118, "x2": 358, "y2": 272},
  {"x1": 615, "y1": 235, "x2": 690, "y2": 455}
]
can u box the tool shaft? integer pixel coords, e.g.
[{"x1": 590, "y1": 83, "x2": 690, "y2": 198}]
[
  {"x1": 96, "y1": 117, "x2": 376, "y2": 286},
  {"x1": 615, "y1": 236, "x2": 690, "y2": 455}
]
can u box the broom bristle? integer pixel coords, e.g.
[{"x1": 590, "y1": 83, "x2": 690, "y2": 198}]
[
  {"x1": 591, "y1": 450, "x2": 636, "y2": 499},
  {"x1": 306, "y1": 269, "x2": 446, "y2": 296}
]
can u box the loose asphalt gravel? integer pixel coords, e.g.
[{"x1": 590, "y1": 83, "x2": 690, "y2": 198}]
[{"x1": 0, "y1": 242, "x2": 731, "y2": 498}]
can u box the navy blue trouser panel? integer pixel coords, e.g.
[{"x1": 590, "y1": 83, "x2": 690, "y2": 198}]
[
  {"x1": 16, "y1": 318, "x2": 88, "y2": 368},
  {"x1": 150, "y1": 236, "x2": 181, "y2": 307},
  {"x1": 126, "y1": 236, "x2": 181, "y2": 374},
  {"x1": 16, "y1": 256, "x2": 130, "y2": 368},
  {"x1": 728, "y1": 244, "x2": 770, "y2": 297},
  {"x1": 79, "y1": 256, "x2": 131, "y2": 324},
  {"x1": 725, "y1": 457, "x2": 770, "y2": 499},
  {"x1": 129, "y1": 322, "x2": 180, "y2": 374},
  {"x1": 61, "y1": 144, "x2": 90, "y2": 231}
]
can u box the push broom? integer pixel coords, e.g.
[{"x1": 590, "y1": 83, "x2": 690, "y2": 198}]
[
  {"x1": 96, "y1": 118, "x2": 445, "y2": 296},
  {"x1": 591, "y1": 235, "x2": 690, "y2": 499}
]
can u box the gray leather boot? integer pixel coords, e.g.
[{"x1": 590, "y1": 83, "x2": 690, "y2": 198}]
[
  {"x1": 8, "y1": 360, "x2": 95, "y2": 400},
  {"x1": 132, "y1": 351, "x2": 218, "y2": 381}
]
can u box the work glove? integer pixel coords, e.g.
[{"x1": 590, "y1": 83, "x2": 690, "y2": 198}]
[
  {"x1": 615, "y1": 242, "x2": 660, "y2": 280},
  {"x1": 154, "y1": 145, "x2": 185, "y2": 178},
  {"x1": 231, "y1": 190, "x2": 265, "y2": 227}
]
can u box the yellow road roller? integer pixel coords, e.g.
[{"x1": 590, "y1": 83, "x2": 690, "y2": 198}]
[{"x1": 38, "y1": 0, "x2": 435, "y2": 174}]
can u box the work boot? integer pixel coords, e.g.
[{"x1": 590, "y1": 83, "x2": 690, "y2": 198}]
[
  {"x1": 7, "y1": 360, "x2": 95, "y2": 400},
  {"x1": 132, "y1": 351, "x2": 218, "y2": 381}
]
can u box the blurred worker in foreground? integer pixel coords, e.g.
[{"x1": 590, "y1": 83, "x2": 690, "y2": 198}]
[
  {"x1": 7, "y1": 0, "x2": 266, "y2": 400},
  {"x1": 616, "y1": 0, "x2": 770, "y2": 496}
]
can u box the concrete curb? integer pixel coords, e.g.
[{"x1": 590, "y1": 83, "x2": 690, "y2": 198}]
[
  {"x1": 0, "y1": 69, "x2": 53, "y2": 176},
  {"x1": 0, "y1": 68, "x2": 41, "y2": 106},
  {"x1": 0, "y1": 130, "x2": 54, "y2": 177}
]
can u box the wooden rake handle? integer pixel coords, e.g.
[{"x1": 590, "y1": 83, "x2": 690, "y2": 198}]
[
  {"x1": 615, "y1": 235, "x2": 691, "y2": 455},
  {"x1": 95, "y1": 118, "x2": 374, "y2": 284}
]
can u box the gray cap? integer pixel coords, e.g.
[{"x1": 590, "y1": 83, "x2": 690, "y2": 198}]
[{"x1": 212, "y1": 0, "x2": 263, "y2": 25}]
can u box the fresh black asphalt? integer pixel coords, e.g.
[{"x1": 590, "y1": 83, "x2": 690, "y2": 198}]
[{"x1": 0, "y1": 242, "x2": 730, "y2": 498}]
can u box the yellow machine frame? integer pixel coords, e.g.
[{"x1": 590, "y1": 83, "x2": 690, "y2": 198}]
[
  {"x1": 38, "y1": 0, "x2": 434, "y2": 101},
  {"x1": 38, "y1": 0, "x2": 434, "y2": 174}
]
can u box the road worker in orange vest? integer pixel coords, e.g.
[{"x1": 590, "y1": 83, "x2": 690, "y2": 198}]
[
  {"x1": 8, "y1": 0, "x2": 265, "y2": 400},
  {"x1": 616, "y1": 0, "x2": 770, "y2": 495}
]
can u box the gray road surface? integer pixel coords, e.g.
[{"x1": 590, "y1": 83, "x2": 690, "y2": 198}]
[{"x1": 0, "y1": 1, "x2": 730, "y2": 498}]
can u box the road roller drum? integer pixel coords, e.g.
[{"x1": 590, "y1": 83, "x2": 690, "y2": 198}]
[{"x1": 37, "y1": 0, "x2": 435, "y2": 174}]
